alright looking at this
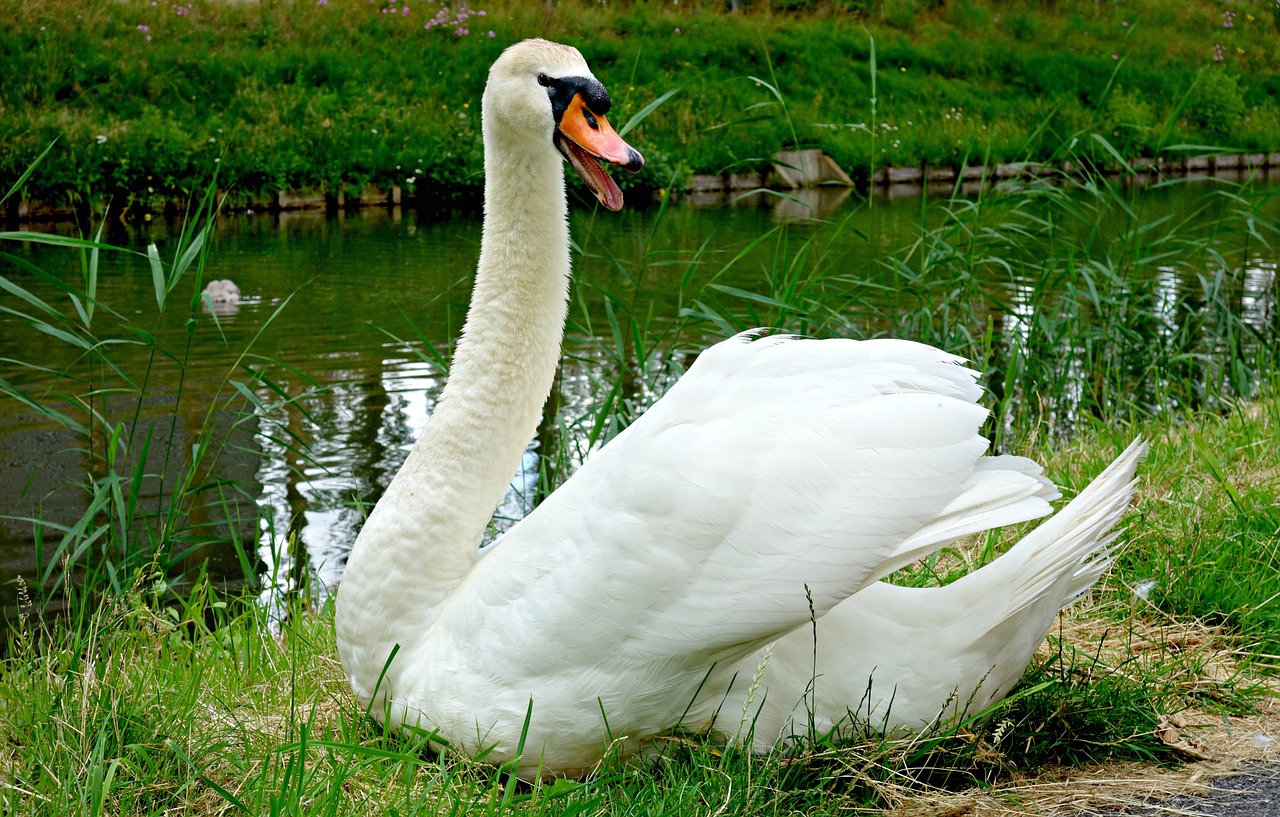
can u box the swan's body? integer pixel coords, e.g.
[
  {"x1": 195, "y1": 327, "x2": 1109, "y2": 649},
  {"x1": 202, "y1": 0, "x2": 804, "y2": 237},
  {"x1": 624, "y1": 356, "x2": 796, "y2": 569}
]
[{"x1": 335, "y1": 39, "x2": 1142, "y2": 779}]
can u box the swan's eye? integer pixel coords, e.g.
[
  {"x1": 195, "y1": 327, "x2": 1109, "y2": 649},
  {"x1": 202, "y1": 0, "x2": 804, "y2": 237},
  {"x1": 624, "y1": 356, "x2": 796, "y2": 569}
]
[{"x1": 537, "y1": 73, "x2": 552, "y2": 87}]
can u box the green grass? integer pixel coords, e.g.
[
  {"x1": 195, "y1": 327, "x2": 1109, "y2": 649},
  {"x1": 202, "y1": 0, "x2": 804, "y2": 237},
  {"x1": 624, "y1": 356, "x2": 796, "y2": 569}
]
[
  {"x1": 1122, "y1": 412, "x2": 1280, "y2": 663},
  {"x1": 2, "y1": 0, "x2": 1279, "y2": 211},
  {"x1": 3, "y1": 152, "x2": 1280, "y2": 812}
]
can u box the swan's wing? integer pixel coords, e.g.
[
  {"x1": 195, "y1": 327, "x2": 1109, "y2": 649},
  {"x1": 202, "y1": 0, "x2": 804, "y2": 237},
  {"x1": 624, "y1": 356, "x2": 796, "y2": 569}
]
[{"x1": 446, "y1": 333, "x2": 1051, "y2": 673}]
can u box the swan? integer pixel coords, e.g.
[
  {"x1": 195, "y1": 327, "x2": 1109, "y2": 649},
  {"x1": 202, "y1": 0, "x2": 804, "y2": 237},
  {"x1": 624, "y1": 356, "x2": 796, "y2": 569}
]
[{"x1": 335, "y1": 39, "x2": 1143, "y2": 779}]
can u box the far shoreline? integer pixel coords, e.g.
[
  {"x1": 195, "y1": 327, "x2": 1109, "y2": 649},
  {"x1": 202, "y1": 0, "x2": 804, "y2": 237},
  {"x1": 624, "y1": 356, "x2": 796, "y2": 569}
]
[{"x1": 7, "y1": 150, "x2": 1280, "y2": 226}]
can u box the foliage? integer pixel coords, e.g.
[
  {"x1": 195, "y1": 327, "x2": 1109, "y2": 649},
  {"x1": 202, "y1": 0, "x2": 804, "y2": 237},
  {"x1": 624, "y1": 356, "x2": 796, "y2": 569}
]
[
  {"x1": 0, "y1": 180, "x2": 326, "y2": 613},
  {"x1": 604, "y1": 165, "x2": 1280, "y2": 452},
  {"x1": 1185, "y1": 68, "x2": 1248, "y2": 137},
  {"x1": 2, "y1": 0, "x2": 1279, "y2": 209}
]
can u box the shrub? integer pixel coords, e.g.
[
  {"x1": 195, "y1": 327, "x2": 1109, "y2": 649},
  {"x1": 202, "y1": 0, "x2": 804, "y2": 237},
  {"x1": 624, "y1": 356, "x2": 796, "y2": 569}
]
[
  {"x1": 1102, "y1": 87, "x2": 1160, "y2": 155},
  {"x1": 0, "y1": 0, "x2": 1275, "y2": 206},
  {"x1": 1185, "y1": 68, "x2": 1248, "y2": 138}
]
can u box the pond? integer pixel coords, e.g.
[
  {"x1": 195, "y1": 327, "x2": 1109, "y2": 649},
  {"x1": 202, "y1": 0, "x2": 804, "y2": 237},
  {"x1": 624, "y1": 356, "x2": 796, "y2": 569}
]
[{"x1": 2, "y1": 175, "x2": 1277, "y2": 619}]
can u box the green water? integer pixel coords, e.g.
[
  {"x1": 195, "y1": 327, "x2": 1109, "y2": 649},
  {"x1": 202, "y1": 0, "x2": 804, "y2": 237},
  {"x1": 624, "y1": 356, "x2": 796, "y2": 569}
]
[{"x1": 1, "y1": 178, "x2": 1276, "y2": 614}]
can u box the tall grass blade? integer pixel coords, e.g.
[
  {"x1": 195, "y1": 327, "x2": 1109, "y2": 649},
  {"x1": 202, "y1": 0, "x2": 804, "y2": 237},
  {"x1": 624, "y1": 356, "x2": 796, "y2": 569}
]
[
  {"x1": 146, "y1": 243, "x2": 165, "y2": 310},
  {"x1": 1, "y1": 139, "x2": 56, "y2": 204},
  {"x1": 619, "y1": 87, "x2": 682, "y2": 138},
  {"x1": 1193, "y1": 432, "x2": 1246, "y2": 511}
]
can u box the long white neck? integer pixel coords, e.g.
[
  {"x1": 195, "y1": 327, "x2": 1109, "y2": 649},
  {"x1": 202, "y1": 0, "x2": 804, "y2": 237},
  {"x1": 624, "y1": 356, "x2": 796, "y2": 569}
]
[{"x1": 337, "y1": 119, "x2": 571, "y2": 661}]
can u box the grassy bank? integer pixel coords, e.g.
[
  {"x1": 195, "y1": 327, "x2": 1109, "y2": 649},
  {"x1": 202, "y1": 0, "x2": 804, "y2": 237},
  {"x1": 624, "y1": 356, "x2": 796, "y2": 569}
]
[
  {"x1": 2, "y1": 396, "x2": 1277, "y2": 815},
  {"x1": 2, "y1": 0, "x2": 1279, "y2": 212}
]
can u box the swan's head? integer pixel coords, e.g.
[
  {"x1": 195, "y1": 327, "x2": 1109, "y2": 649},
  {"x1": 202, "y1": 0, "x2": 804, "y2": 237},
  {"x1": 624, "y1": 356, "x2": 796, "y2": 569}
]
[{"x1": 485, "y1": 39, "x2": 645, "y2": 211}]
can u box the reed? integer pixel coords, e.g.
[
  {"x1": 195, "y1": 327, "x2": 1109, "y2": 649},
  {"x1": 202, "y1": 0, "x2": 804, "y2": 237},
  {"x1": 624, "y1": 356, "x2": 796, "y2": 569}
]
[
  {"x1": 0, "y1": 177, "x2": 334, "y2": 618},
  {"x1": 558, "y1": 164, "x2": 1279, "y2": 462}
]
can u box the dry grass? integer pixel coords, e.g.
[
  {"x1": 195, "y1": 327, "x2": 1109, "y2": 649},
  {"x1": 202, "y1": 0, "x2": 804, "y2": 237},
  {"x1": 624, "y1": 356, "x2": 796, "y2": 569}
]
[
  {"x1": 885, "y1": 716, "x2": 1279, "y2": 817},
  {"x1": 880, "y1": 610, "x2": 1279, "y2": 817}
]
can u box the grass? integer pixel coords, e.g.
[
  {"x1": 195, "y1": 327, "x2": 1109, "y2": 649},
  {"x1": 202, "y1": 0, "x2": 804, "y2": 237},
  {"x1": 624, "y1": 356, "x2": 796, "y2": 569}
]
[
  {"x1": 2, "y1": 153, "x2": 1280, "y2": 812},
  {"x1": 0, "y1": 170, "x2": 332, "y2": 614},
  {"x1": 2, "y1": 0, "x2": 1279, "y2": 210},
  {"x1": 2, "y1": 399, "x2": 1277, "y2": 815}
]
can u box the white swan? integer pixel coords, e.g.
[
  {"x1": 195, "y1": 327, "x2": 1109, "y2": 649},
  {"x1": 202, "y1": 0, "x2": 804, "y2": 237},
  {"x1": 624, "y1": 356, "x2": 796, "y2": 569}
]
[{"x1": 335, "y1": 39, "x2": 1143, "y2": 779}]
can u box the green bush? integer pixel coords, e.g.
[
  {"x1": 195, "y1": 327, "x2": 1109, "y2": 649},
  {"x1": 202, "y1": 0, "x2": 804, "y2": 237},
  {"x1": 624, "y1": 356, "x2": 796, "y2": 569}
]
[
  {"x1": 1102, "y1": 87, "x2": 1160, "y2": 155},
  {"x1": 1185, "y1": 68, "x2": 1248, "y2": 138}
]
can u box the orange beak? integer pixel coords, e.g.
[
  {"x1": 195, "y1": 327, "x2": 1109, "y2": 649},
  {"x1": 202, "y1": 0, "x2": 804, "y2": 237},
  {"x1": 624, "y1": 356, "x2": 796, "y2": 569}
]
[{"x1": 556, "y1": 93, "x2": 645, "y2": 211}]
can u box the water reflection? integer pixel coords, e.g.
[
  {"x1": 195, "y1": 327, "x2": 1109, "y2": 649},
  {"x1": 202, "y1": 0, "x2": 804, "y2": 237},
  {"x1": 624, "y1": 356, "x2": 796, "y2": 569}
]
[
  {"x1": 1243, "y1": 257, "x2": 1277, "y2": 330},
  {"x1": 1153, "y1": 267, "x2": 1181, "y2": 335},
  {"x1": 252, "y1": 353, "x2": 446, "y2": 617}
]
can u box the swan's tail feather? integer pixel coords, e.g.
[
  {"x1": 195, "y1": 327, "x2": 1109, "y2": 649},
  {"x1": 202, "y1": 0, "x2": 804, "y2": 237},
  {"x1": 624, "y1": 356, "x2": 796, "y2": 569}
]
[
  {"x1": 967, "y1": 436, "x2": 1146, "y2": 622},
  {"x1": 862, "y1": 454, "x2": 1062, "y2": 588},
  {"x1": 912, "y1": 437, "x2": 1144, "y2": 722}
]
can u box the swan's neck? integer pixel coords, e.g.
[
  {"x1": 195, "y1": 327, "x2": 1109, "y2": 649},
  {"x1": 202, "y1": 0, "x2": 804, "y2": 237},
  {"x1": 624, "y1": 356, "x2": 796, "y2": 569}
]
[
  {"x1": 339, "y1": 132, "x2": 570, "y2": 644},
  {"x1": 396, "y1": 141, "x2": 571, "y2": 565}
]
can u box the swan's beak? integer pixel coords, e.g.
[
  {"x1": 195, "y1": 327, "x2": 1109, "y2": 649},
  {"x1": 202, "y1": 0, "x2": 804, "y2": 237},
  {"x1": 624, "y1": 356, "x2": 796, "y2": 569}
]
[{"x1": 556, "y1": 93, "x2": 645, "y2": 212}]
